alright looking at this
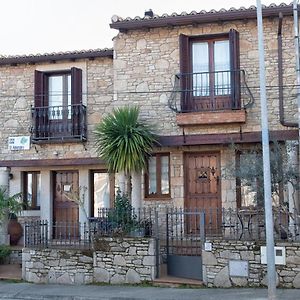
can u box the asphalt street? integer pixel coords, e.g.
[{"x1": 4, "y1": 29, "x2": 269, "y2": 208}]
[{"x1": 0, "y1": 282, "x2": 299, "y2": 300}]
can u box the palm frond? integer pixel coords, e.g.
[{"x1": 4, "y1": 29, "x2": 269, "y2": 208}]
[{"x1": 94, "y1": 106, "x2": 158, "y2": 173}]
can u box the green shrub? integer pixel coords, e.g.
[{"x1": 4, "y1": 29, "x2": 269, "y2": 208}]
[
  {"x1": 0, "y1": 245, "x2": 11, "y2": 263},
  {"x1": 107, "y1": 190, "x2": 138, "y2": 235}
]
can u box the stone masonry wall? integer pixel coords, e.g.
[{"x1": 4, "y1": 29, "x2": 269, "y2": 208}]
[
  {"x1": 203, "y1": 239, "x2": 300, "y2": 288},
  {"x1": 22, "y1": 237, "x2": 155, "y2": 285},
  {"x1": 113, "y1": 16, "x2": 298, "y2": 136},
  {"x1": 0, "y1": 56, "x2": 113, "y2": 161}
]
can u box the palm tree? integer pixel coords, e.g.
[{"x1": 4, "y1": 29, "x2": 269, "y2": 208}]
[{"x1": 94, "y1": 106, "x2": 158, "y2": 207}]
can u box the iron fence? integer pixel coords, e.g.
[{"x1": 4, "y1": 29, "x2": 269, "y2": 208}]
[
  {"x1": 24, "y1": 207, "x2": 300, "y2": 249},
  {"x1": 24, "y1": 221, "x2": 92, "y2": 249}
]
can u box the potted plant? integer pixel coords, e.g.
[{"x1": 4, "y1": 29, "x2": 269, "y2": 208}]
[{"x1": 0, "y1": 187, "x2": 23, "y2": 245}]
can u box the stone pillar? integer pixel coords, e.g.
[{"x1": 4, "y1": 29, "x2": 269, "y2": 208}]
[
  {"x1": 131, "y1": 171, "x2": 142, "y2": 209},
  {"x1": 40, "y1": 170, "x2": 52, "y2": 240},
  {"x1": 0, "y1": 167, "x2": 10, "y2": 244},
  {"x1": 79, "y1": 169, "x2": 89, "y2": 223},
  {"x1": 0, "y1": 167, "x2": 9, "y2": 190},
  {"x1": 116, "y1": 172, "x2": 126, "y2": 194}
]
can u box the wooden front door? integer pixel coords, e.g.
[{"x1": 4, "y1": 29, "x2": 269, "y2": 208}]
[
  {"x1": 53, "y1": 171, "x2": 79, "y2": 238},
  {"x1": 185, "y1": 152, "x2": 221, "y2": 233}
]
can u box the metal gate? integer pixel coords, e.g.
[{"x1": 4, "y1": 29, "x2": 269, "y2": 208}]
[{"x1": 166, "y1": 210, "x2": 205, "y2": 280}]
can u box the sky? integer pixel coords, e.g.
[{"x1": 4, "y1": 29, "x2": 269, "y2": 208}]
[{"x1": 0, "y1": 0, "x2": 291, "y2": 56}]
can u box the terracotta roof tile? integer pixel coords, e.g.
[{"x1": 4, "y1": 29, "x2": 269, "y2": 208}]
[
  {"x1": 110, "y1": 2, "x2": 294, "y2": 30},
  {"x1": 0, "y1": 48, "x2": 113, "y2": 66}
]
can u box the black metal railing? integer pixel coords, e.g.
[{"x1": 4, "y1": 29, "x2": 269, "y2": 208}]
[
  {"x1": 24, "y1": 221, "x2": 92, "y2": 249},
  {"x1": 24, "y1": 207, "x2": 300, "y2": 249},
  {"x1": 31, "y1": 104, "x2": 87, "y2": 142},
  {"x1": 168, "y1": 69, "x2": 254, "y2": 113}
]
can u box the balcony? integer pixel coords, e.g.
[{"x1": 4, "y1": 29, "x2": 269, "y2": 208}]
[
  {"x1": 168, "y1": 70, "x2": 254, "y2": 126},
  {"x1": 31, "y1": 104, "x2": 87, "y2": 143}
]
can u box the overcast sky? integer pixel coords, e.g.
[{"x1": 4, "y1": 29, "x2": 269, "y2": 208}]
[{"x1": 0, "y1": 0, "x2": 290, "y2": 56}]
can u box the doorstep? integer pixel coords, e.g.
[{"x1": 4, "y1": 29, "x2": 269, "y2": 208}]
[
  {"x1": 153, "y1": 263, "x2": 203, "y2": 288},
  {"x1": 153, "y1": 275, "x2": 203, "y2": 288}
]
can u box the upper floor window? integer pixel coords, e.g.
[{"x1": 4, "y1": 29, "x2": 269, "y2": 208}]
[
  {"x1": 22, "y1": 171, "x2": 41, "y2": 210},
  {"x1": 32, "y1": 67, "x2": 87, "y2": 142},
  {"x1": 145, "y1": 153, "x2": 170, "y2": 199},
  {"x1": 48, "y1": 73, "x2": 71, "y2": 120},
  {"x1": 179, "y1": 30, "x2": 240, "y2": 112}
]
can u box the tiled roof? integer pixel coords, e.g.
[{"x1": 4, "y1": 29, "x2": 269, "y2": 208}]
[
  {"x1": 0, "y1": 48, "x2": 113, "y2": 66},
  {"x1": 110, "y1": 3, "x2": 295, "y2": 30}
]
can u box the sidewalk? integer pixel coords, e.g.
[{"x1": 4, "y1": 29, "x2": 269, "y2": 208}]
[{"x1": 0, "y1": 282, "x2": 299, "y2": 300}]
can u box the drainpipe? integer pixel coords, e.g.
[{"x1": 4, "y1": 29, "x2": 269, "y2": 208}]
[
  {"x1": 278, "y1": 12, "x2": 298, "y2": 127},
  {"x1": 293, "y1": 0, "x2": 300, "y2": 135}
]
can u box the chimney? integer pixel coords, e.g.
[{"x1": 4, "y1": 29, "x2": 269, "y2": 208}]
[{"x1": 144, "y1": 9, "x2": 154, "y2": 18}]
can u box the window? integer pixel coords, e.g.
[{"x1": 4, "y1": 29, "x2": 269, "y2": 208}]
[
  {"x1": 22, "y1": 172, "x2": 41, "y2": 210},
  {"x1": 32, "y1": 67, "x2": 86, "y2": 142},
  {"x1": 179, "y1": 30, "x2": 240, "y2": 111},
  {"x1": 145, "y1": 154, "x2": 170, "y2": 198},
  {"x1": 48, "y1": 73, "x2": 71, "y2": 120},
  {"x1": 90, "y1": 171, "x2": 114, "y2": 217}
]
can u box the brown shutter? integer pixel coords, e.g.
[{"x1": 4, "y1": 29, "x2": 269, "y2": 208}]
[
  {"x1": 34, "y1": 70, "x2": 45, "y2": 107},
  {"x1": 71, "y1": 67, "x2": 82, "y2": 104},
  {"x1": 229, "y1": 29, "x2": 241, "y2": 109},
  {"x1": 179, "y1": 34, "x2": 190, "y2": 112},
  {"x1": 34, "y1": 71, "x2": 46, "y2": 139}
]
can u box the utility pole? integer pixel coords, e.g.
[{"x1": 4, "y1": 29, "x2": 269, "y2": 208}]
[{"x1": 256, "y1": 1, "x2": 277, "y2": 299}]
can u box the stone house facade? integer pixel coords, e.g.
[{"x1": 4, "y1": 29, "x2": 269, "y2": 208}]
[
  {"x1": 0, "y1": 50, "x2": 114, "y2": 234},
  {"x1": 0, "y1": 3, "x2": 299, "y2": 241},
  {"x1": 110, "y1": 3, "x2": 299, "y2": 214}
]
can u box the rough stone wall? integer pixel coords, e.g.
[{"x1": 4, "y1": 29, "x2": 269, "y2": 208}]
[
  {"x1": 8, "y1": 249, "x2": 22, "y2": 264},
  {"x1": 22, "y1": 237, "x2": 155, "y2": 285},
  {"x1": 0, "y1": 57, "x2": 113, "y2": 161},
  {"x1": 113, "y1": 17, "x2": 298, "y2": 136},
  {"x1": 203, "y1": 239, "x2": 300, "y2": 288},
  {"x1": 93, "y1": 237, "x2": 155, "y2": 284}
]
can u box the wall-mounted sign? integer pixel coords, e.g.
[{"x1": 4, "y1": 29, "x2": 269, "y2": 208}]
[
  {"x1": 8, "y1": 136, "x2": 30, "y2": 151},
  {"x1": 229, "y1": 260, "x2": 249, "y2": 277}
]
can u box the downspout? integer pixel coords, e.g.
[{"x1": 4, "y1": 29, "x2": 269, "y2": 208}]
[{"x1": 278, "y1": 12, "x2": 298, "y2": 127}]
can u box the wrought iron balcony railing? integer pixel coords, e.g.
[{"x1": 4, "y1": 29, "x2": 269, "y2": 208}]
[
  {"x1": 31, "y1": 104, "x2": 87, "y2": 142},
  {"x1": 168, "y1": 69, "x2": 254, "y2": 113}
]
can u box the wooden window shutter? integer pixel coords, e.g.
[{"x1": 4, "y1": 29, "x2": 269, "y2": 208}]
[
  {"x1": 229, "y1": 29, "x2": 241, "y2": 109},
  {"x1": 71, "y1": 67, "x2": 82, "y2": 104},
  {"x1": 34, "y1": 70, "x2": 45, "y2": 107},
  {"x1": 179, "y1": 34, "x2": 191, "y2": 112}
]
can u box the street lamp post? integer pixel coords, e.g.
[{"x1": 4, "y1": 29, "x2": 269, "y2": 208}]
[{"x1": 256, "y1": 1, "x2": 277, "y2": 299}]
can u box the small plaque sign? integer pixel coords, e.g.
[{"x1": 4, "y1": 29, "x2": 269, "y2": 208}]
[
  {"x1": 204, "y1": 242, "x2": 212, "y2": 251},
  {"x1": 229, "y1": 260, "x2": 249, "y2": 277},
  {"x1": 8, "y1": 136, "x2": 30, "y2": 150}
]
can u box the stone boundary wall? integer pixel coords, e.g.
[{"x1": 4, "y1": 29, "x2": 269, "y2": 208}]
[
  {"x1": 202, "y1": 239, "x2": 300, "y2": 288},
  {"x1": 9, "y1": 248, "x2": 22, "y2": 264},
  {"x1": 22, "y1": 237, "x2": 155, "y2": 285}
]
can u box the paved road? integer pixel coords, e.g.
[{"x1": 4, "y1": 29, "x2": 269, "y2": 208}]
[{"x1": 0, "y1": 282, "x2": 299, "y2": 300}]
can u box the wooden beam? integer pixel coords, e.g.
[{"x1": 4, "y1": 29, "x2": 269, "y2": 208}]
[
  {"x1": 158, "y1": 130, "x2": 299, "y2": 146},
  {"x1": 0, "y1": 157, "x2": 105, "y2": 168}
]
